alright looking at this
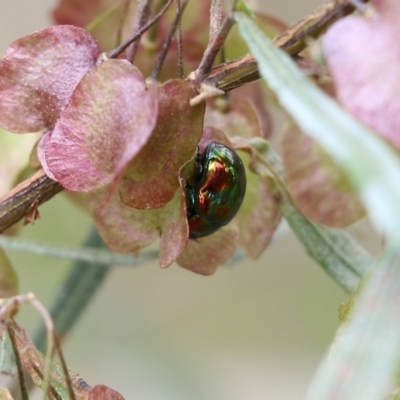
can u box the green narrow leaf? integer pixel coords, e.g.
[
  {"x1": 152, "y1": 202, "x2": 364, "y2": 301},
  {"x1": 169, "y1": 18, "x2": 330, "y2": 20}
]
[
  {"x1": 306, "y1": 248, "x2": 400, "y2": 400},
  {"x1": 0, "y1": 331, "x2": 16, "y2": 376},
  {"x1": 279, "y1": 197, "x2": 371, "y2": 293},
  {"x1": 264, "y1": 146, "x2": 373, "y2": 293},
  {"x1": 236, "y1": 12, "x2": 400, "y2": 248}
]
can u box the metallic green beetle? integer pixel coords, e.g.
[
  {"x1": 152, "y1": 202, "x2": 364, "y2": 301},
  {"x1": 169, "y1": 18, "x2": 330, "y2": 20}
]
[{"x1": 185, "y1": 141, "x2": 247, "y2": 239}]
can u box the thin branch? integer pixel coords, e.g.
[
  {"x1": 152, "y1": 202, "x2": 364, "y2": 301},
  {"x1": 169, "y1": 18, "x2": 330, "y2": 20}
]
[
  {"x1": 0, "y1": 234, "x2": 159, "y2": 266},
  {"x1": 0, "y1": 294, "x2": 65, "y2": 399},
  {"x1": 53, "y1": 333, "x2": 76, "y2": 400},
  {"x1": 194, "y1": 0, "x2": 238, "y2": 82},
  {"x1": 209, "y1": 0, "x2": 224, "y2": 42},
  {"x1": 203, "y1": 0, "x2": 366, "y2": 92},
  {"x1": 6, "y1": 323, "x2": 29, "y2": 400},
  {"x1": 0, "y1": 169, "x2": 62, "y2": 233},
  {"x1": 176, "y1": 0, "x2": 184, "y2": 78},
  {"x1": 23, "y1": 294, "x2": 56, "y2": 400},
  {"x1": 30, "y1": 362, "x2": 62, "y2": 400},
  {"x1": 150, "y1": 0, "x2": 189, "y2": 79},
  {"x1": 107, "y1": 0, "x2": 174, "y2": 59},
  {"x1": 116, "y1": 0, "x2": 133, "y2": 48},
  {"x1": 127, "y1": 0, "x2": 154, "y2": 63}
]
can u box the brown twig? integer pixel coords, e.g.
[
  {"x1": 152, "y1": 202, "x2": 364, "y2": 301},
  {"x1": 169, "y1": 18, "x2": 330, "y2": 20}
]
[
  {"x1": 203, "y1": 0, "x2": 365, "y2": 92},
  {"x1": 115, "y1": 0, "x2": 132, "y2": 49},
  {"x1": 176, "y1": 0, "x2": 184, "y2": 78},
  {"x1": 0, "y1": 0, "x2": 366, "y2": 234},
  {"x1": 53, "y1": 333, "x2": 76, "y2": 400},
  {"x1": 194, "y1": 0, "x2": 238, "y2": 82},
  {"x1": 106, "y1": 0, "x2": 174, "y2": 59},
  {"x1": 127, "y1": 0, "x2": 154, "y2": 63},
  {"x1": 30, "y1": 362, "x2": 62, "y2": 400},
  {"x1": 6, "y1": 322, "x2": 29, "y2": 400},
  {"x1": 0, "y1": 170, "x2": 62, "y2": 233},
  {"x1": 150, "y1": 0, "x2": 190, "y2": 79}
]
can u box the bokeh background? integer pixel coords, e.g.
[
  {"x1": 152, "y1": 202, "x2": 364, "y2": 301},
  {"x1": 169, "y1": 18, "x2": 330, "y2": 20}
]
[{"x1": 0, "y1": 1, "x2": 352, "y2": 399}]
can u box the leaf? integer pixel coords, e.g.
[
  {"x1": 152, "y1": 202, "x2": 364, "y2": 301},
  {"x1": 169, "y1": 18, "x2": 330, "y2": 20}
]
[
  {"x1": 306, "y1": 248, "x2": 400, "y2": 400},
  {"x1": 177, "y1": 222, "x2": 239, "y2": 275},
  {"x1": 236, "y1": 12, "x2": 400, "y2": 249},
  {"x1": 89, "y1": 186, "x2": 160, "y2": 254},
  {"x1": 323, "y1": 0, "x2": 400, "y2": 148},
  {"x1": 237, "y1": 173, "x2": 281, "y2": 259},
  {"x1": 119, "y1": 79, "x2": 205, "y2": 209},
  {"x1": 281, "y1": 125, "x2": 365, "y2": 227},
  {"x1": 231, "y1": 147, "x2": 281, "y2": 259},
  {"x1": 0, "y1": 26, "x2": 99, "y2": 133},
  {"x1": 85, "y1": 385, "x2": 125, "y2": 400},
  {"x1": 158, "y1": 189, "x2": 188, "y2": 268},
  {"x1": 265, "y1": 146, "x2": 374, "y2": 293},
  {"x1": 0, "y1": 332, "x2": 16, "y2": 376},
  {"x1": 9, "y1": 320, "x2": 90, "y2": 399},
  {"x1": 205, "y1": 81, "x2": 272, "y2": 140},
  {"x1": 90, "y1": 185, "x2": 188, "y2": 268},
  {"x1": 0, "y1": 248, "x2": 18, "y2": 298},
  {"x1": 197, "y1": 126, "x2": 232, "y2": 151},
  {"x1": 280, "y1": 187, "x2": 371, "y2": 293},
  {"x1": 42, "y1": 60, "x2": 158, "y2": 191}
]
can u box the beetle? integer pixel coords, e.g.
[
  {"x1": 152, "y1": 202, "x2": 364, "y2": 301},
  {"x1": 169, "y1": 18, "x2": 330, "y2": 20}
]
[{"x1": 185, "y1": 141, "x2": 247, "y2": 239}]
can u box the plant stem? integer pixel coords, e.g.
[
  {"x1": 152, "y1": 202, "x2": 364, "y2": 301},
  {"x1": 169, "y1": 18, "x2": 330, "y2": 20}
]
[
  {"x1": 32, "y1": 227, "x2": 110, "y2": 355},
  {"x1": 203, "y1": 0, "x2": 367, "y2": 92},
  {"x1": 176, "y1": 0, "x2": 184, "y2": 78},
  {"x1": 0, "y1": 234, "x2": 158, "y2": 266},
  {"x1": 7, "y1": 323, "x2": 29, "y2": 400},
  {"x1": 194, "y1": 1, "x2": 237, "y2": 82},
  {"x1": 0, "y1": 170, "x2": 62, "y2": 233},
  {"x1": 107, "y1": 0, "x2": 174, "y2": 59},
  {"x1": 127, "y1": 0, "x2": 154, "y2": 63},
  {"x1": 263, "y1": 147, "x2": 374, "y2": 293},
  {"x1": 150, "y1": 0, "x2": 189, "y2": 79}
]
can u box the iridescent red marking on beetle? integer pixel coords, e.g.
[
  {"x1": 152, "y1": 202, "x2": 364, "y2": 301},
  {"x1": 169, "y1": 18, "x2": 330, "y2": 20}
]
[{"x1": 198, "y1": 160, "x2": 232, "y2": 212}]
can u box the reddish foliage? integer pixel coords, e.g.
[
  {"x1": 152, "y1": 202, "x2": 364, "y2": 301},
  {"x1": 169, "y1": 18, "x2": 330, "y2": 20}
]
[{"x1": 323, "y1": 0, "x2": 400, "y2": 148}]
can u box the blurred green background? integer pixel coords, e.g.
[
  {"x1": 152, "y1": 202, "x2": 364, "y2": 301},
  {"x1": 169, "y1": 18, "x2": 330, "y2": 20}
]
[{"x1": 0, "y1": 1, "x2": 350, "y2": 399}]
